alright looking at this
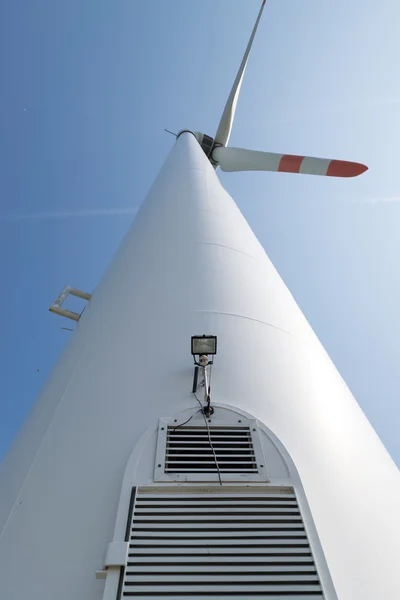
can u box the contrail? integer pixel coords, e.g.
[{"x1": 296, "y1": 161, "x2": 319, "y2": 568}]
[
  {"x1": 0, "y1": 208, "x2": 138, "y2": 221},
  {"x1": 348, "y1": 195, "x2": 400, "y2": 205},
  {"x1": 363, "y1": 196, "x2": 400, "y2": 204}
]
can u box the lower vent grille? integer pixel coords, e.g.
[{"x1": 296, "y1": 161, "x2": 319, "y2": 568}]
[{"x1": 121, "y1": 487, "x2": 324, "y2": 599}]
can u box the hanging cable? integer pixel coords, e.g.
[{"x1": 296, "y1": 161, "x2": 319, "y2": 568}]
[
  {"x1": 192, "y1": 361, "x2": 221, "y2": 484},
  {"x1": 202, "y1": 409, "x2": 222, "y2": 486},
  {"x1": 193, "y1": 390, "x2": 222, "y2": 486},
  {"x1": 171, "y1": 408, "x2": 202, "y2": 433}
]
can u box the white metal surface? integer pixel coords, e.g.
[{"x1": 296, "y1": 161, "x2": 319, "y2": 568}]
[
  {"x1": 0, "y1": 133, "x2": 399, "y2": 599},
  {"x1": 103, "y1": 541, "x2": 128, "y2": 568}
]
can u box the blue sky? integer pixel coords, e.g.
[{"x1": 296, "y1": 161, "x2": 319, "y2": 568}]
[{"x1": 0, "y1": 0, "x2": 399, "y2": 465}]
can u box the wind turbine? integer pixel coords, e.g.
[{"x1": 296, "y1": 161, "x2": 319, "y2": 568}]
[
  {"x1": 0, "y1": 2, "x2": 398, "y2": 600},
  {"x1": 188, "y1": 0, "x2": 367, "y2": 179}
]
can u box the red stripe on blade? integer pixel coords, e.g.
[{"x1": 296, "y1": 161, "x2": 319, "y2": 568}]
[
  {"x1": 278, "y1": 154, "x2": 304, "y2": 173},
  {"x1": 326, "y1": 160, "x2": 368, "y2": 178}
]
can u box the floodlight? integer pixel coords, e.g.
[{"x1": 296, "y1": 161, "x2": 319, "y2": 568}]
[{"x1": 191, "y1": 335, "x2": 217, "y2": 357}]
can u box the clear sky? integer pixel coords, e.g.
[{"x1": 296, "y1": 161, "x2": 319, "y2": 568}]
[{"x1": 0, "y1": 0, "x2": 399, "y2": 466}]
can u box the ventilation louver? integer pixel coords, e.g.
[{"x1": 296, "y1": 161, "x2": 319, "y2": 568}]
[
  {"x1": 154, "y1": 418, "x2": 269, "y2": 482},
  {"x1": 165, "y1": 425, "x2": 258, "y2": 474},
  {"x1": 120, "y1": 486, "x2": 324, "y2": 598}
]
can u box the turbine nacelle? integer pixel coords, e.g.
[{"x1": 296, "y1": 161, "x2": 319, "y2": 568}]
[{"x1": 177, "y1": 130, "x2": 215, "y2": 160}]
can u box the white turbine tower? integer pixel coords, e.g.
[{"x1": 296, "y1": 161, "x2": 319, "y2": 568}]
[{"x1": 0, "y1": 2, "x2": 399, "y2": 600}]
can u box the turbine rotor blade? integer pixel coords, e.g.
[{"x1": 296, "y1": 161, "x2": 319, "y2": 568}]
[
  {"x1": 214, "y1": 1, "x2": 267, "y2": 147},
  {"x1": 213, "y1": 146, "x2": 368, "y2": 178}
]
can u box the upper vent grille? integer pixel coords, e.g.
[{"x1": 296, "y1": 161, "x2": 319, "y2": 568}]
[
  {"x1": 165, "y1": 426, "x2": 257, "y2": 473},
  {"x1": 154, "y1": 416, "x2": 268, "y2": 482},
  {"x1": 121, "y1": 486, "x2": 324, "y2": 599}
]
